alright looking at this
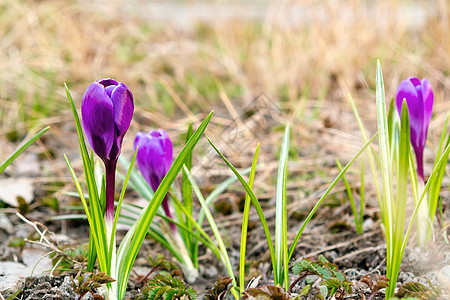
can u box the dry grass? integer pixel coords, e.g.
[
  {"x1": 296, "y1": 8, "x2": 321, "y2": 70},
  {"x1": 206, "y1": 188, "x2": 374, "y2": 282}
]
[{"x1": 0, "y1": 0, "x2": 448, "y2": 208}]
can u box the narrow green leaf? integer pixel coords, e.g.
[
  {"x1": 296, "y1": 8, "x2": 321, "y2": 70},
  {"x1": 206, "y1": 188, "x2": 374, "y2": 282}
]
[
  {"x1": 375, "y1": 61, "x2": 395, "y2": 299},
  {"x1": 389, "y1": 100, "x2": 410, "y2": 295},
  {"x1": 288, "y1": 133, "x2": 377, "y2": 261},
  {"x1": 336, "y1": 160, "x2": 360, "y2": 234},
  {"x1": 239, "y1": 143, "x2": 259, "y2": 292},
  {"x1": 207, "y1": 136, "x2": 276, "y2": 281},
  {"x1": 274, "y1": 125, "x2": 290, "y2": 288},
  {"x1": 183, "y1": 165, "x2": 238, "y2": 291},
  {"x1": 116, "y1": 111, "x2": 213, "y2": 299},
  {"x1": 0, "y1": 126, "x2": 50, "y2": 173}
]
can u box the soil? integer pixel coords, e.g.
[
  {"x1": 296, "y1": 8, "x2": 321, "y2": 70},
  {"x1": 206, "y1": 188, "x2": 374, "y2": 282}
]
[{"x1": 1, "y1": 199, "x2": 448, "y2": 299}]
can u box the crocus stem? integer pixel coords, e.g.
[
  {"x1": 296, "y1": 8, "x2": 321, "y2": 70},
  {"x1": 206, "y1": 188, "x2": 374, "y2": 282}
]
[
  {"x1": 416, "y1": 151, "x2": 425, "y2": 182},
  {"x1": 105, "y1": 160, "x2": 117, "y2": 224},
  {"x1": 162, "y1": 195, "x2": 176, "y2": 232}
]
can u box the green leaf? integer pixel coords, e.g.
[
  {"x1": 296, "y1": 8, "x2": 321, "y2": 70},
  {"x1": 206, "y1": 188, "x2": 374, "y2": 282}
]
[
  {"x1": 275, "y1": 125, "x2": 290, "y2": 287},
  {"x1": 116, "y1": 111, "x2": 213, "y2": 299},
  {"x1": 183, "y1": 165, "x2": 239, "y2": 298},
  {"x1": 0, "y1": 126, "x2": 50, "y2": 174},
  {"x1": 207, "y1": 137, "x2": 276, "y2": 282},
  {"x1": 287, "y1": 134, "x2": 377, "y2": 261},
  {"x1": 240, "y1": 143, "x2": 260, "y2": 292}
]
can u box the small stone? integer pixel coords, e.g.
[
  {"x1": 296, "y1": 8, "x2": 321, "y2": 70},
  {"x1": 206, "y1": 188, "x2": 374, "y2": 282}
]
[
  {"x1": 0, "y1": 178, "x2": 34, "y2": 207},
  {"x1": 0, "y1": 213, "x2": 13, "y2": 233},
  {"x1": 438, "y1": 265, "x2": 450, "y2": 293},
  {"x1": 199, "y1": 265, "x2": 218, "y2": 279},
  {"x1": 0, "y1": 274, "x2": 25, "y2": 296},
  {"x1": 22, "y1": 247, "x2": 53, "y2": 276},
  {"x1": 81, "y1": 291, "x2": 94, "y2": 300},
  {"x1": 60, "y1": 276, "x2": 77, "y2": 299}
]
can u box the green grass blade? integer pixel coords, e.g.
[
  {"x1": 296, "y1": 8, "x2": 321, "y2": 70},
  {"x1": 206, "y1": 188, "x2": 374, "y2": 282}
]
[
  {"x1": 116, "y1": 111, "x2": 213, "y2": 299},
  {"x1": 336, "y1": 159, "x2": 360, "y2": 234},
  {"x1": 288, "y1": 133, "x2": 377, "y2": 261},
  {"x1": 196, "y1": 169, "x2": 249, "y2": 227},
  {"x1": 170, "y1": 196, "x2": 222, "y2": 259},
  {"x1": 183, "y1": 165, "x2": 238, "y2": 290},
  {"x1": 0, "y1": 126, "x2": 50, "y2": 174},
  {"x1": 207, "y1": 136, "x2": 276, "y2": 281},
  {"x1": 402, "y1": 141, "x2": 450, "y2": 256},
  {"x1": 239, "y1": 143, "x2": 259, "y2": 292},
  {"x1": 182, "y1": 123, "x2": 194, "y2": 230},
  {"x1": 388, "y1": 100, "x2": 410, "y2": 298},
  {"x1": 193, "y1": 171, "x2": 246, "y2": 268},
  {"x1": 347, "y1": 92, "x2": 384, "y2": 226},
  {"x1": 375, "y1": 60, "x2": 394, "y2": 275},
  {"x1": 274, "y1": 125, "x2": 290, "y2": 287},
  {"x1": 359, "y1": 161, "x2": 365, "y2": 234},
  {"x1": 428, "y1": 130, "x2": 450, "y2": 222}
]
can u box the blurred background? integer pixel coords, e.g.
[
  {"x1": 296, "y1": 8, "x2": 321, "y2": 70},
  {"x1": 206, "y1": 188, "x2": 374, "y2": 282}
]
[{"x1": 0, "y1": 0, "x2": 448, "y2": 208}]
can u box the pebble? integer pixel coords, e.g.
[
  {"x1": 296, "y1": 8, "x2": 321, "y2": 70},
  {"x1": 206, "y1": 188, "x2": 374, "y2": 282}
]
[
  {"x1": 0, "y1": 262, "x2": 27, "y2": 295},
  {"x1": 438, "y1": 265, "x2": 450, "y2": 293},
  {"x1": 0, "y1": 248, "x2": 53, "y2": 295}
]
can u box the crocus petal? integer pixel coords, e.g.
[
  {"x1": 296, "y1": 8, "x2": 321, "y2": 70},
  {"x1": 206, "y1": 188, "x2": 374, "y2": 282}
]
[
  {"x1": 396, "y1": 78, "x2": 424, "y2": 152},
  {"x1": 396, "y1": 79, "x2": 418, "y2": 116},
  {"x1": 135, "y1": 135, "x2": 165, "y2": 191},
  {"x1": 104, "y1": 85, "x2": 115, "y2": 98},
  {"x1": 408, "y1": 76, "x2": 421, "y2": 87},
  {"x1": 421, "y1": 79, "x2": 434, "y2": 129},
  {"x1": 111, "y1": 82, "x2": 134, "y2": 138},
  {"x1": 160, "y1": 131, "x2": 173, "y2": 173},
  {"x1": 98, "y1": 78, "x2": 119, "y2": 87},
  {"x1": 81, "y1": 82, "x2": 115, "y2": 160},
  {"x1": 134, "y1": 130, "x2": 173, "y2": 193}
]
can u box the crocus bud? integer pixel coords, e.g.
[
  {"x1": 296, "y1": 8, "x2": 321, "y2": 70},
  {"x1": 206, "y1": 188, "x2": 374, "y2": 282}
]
[
  {"x1": 396, "y1": 77, "x2": 433, "y2": 181},
  {"x1": 81, "y1": 78, "x2": 134, "y2": 164},
  {"x1": 134, "y1": 130, "x2": 173, "y2": 192}
]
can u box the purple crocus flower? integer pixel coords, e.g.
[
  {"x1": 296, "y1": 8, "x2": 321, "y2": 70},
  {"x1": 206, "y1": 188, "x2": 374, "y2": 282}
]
[
  {"x1": 134, "y1": 130, "x2": 174, "y2": 226},
  {"x1": 82, "y1": 78, "x2": 134, "y2": 221},
  {"x1": 396, "y1": 77, "x2": 433, "y2": 181}
]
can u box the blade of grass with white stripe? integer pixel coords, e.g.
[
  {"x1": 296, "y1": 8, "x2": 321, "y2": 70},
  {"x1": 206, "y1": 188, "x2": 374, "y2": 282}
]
[
  {"x1": 193, "y1": 169, "x2": 248, "y2": 267},
  {"x1": 401, "y1": 141, "x2": 450, "y2": 256},
  {"x1": 429, "y1": 115, "x2": 450, "y2": 223},
  {"x1": 346, "y1": 92, "x2": 384, "y2": 226},
  {"x1": 182, "y1": 123, "x2": 194, "y2": 257},
  {"x1": 240, "y1": 143, "x2": 260, "y2": 292},
  {"x1": 359, "y1": 161, "x2": 365, "y2": 234},
  {"x1": 207, "y1": 136, "x2": 277, "y2": 283},
  {"x1": 183, "y1": 165, "x2": 240, "y2": 299},
  {"x1": 0, "y1": 126, "x2": 50, "y2": 173},
  {"x1": 375, "y1": 61, "x2": 394, "y2": 281},
  {"x1": 65, "y1": 84, "x2": 109, "y2": 274},
  {"x1": 288, "y1": 133, "x2": 377, "y2": 261},
  {"x1": 386, "y1": 100, "x2": 410, "y2": 299},
  {"x1": 336, "y1": 159, "x2": 362, "y2": 234},
  {"x1": 116, "y1": 111, "x2": 213, "y2": 299},
  {"x1": 275, "y1": 126, "x2": 290, "y2": 288}
]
